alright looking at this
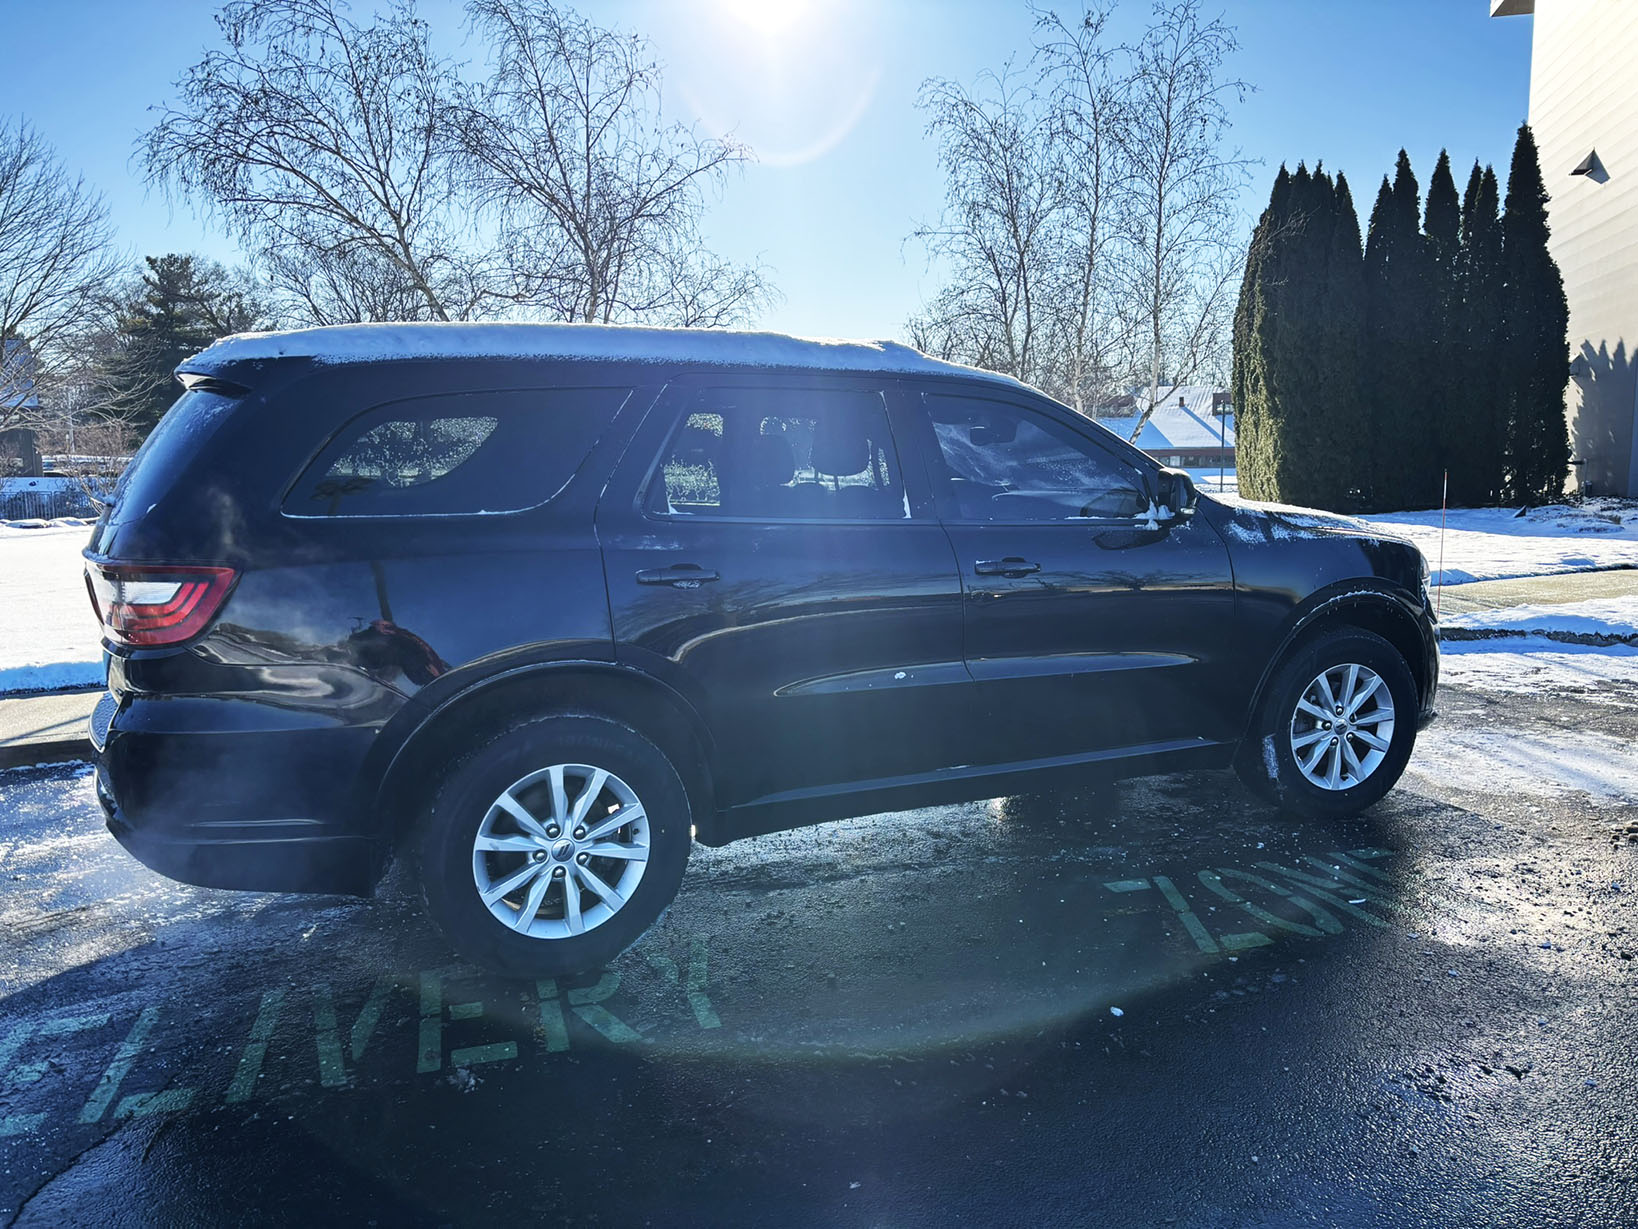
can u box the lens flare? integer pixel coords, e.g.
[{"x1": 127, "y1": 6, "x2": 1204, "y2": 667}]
[{"x1": 714, "y1": 0, "x2": 813, "y2": 39}]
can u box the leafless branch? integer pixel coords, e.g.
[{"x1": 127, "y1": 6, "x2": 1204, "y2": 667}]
[{"x1": 0, "y1": 118, "x2": 124, "y2": 434}]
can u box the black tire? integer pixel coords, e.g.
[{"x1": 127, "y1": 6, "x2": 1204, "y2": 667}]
[
  {"x1": 416, "y1": 714, "x2": 691, "y2": 980},
  {"x1": 1234, "y1": 628, "x2": 1419, "y2": 817}
]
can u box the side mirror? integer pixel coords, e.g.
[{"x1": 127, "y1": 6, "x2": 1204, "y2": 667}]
[
  {"x1": 1144, "y1": 468, "x2": 1198, "y2": 526},
  {"x1": 970, "y1": 422, "x2": 1017, "y2": 446}
]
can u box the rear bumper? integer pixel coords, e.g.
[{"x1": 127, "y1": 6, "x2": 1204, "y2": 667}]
[
  {"x1": 93, "y1": 692, "x2": 382, "y2": 896},
  {"x1": 103, "y1": 800, "x2": 377, "y2": 895}
]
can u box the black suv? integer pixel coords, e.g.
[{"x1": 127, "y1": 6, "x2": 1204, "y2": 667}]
[{"x1": 86, "y1": 324, "x2": 1437, "y2": 978}]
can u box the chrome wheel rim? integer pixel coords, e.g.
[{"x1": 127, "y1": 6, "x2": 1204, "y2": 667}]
[
  {"x1": 471, "y1": 763, "x2": 650, "y2": 939},
  {"x1": 1289, "y1": 663, "x2": 1396, "y2": 791}
]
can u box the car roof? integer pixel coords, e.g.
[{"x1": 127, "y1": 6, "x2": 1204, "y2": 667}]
[{"x1": 180, "y1": 322, "x2": 1029, "y2": 391}]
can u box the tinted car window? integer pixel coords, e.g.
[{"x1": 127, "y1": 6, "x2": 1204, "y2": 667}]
[
  {"x1": 106, "y1": 387, "x2": 242, "y2": 526},
  {"x1": 924, "y1": 393, "x2": 1149, "y2": 522},
  {"x1": 286, "y1": 387, "x2": 630, "y2": 516},
  {"x1": 648, "y1": 386, "x2": 907, "y2": 521}
]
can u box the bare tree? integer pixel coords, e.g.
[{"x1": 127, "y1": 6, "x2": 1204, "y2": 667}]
[
  {"x1": 0, "y1": 119, "x2": 123, "y2": 434},
  {"x1": 1035, "y1": 3, "x2": 1129, "y2": 413},
  {"x1": 910, "y1": 64, "x2": 1063, "y2": 391},
  {"x1": 908, "y1": 2, "x2": 1250, "y2": 426},
  {"x1": 457, "y1": 0, "x2": 771, "y2": 325},
  {"x1": 1114, "y1": 0, "x2": 1250, "y2": 442},
  {"x1": 265, "y1": 243, "x2": 463, "y2": 326},
  {"x1": 143, "y1": 0, "x2": 481, "y2": 324}
]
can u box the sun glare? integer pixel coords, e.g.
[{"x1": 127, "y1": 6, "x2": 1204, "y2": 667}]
[
  {"x1": 714, "y1": 0, "x2": 813, "y2": 39},
  {"x1": 672, "y1": 0, "x2": 881, "y2": 168}
]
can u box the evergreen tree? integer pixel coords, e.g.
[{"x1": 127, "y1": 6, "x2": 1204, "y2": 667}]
[
  {"x1": 1452, "y1": 161, "x2": 1506, "y2": 505},
  {"x1": 1423, "y1": 151, "x2": 1460, "y2": 494},
  {"x1": 1363, "y1": 151, "x2": 1439, "y2": 510},
  {"x1": 1321, "y1": 170, "x2": 1368, "y2": 505},
  {"x1": 1423, "y1": 151, "x2": 1461, "y2": 262},
  {"x1": 1499, "y1": 124, "x2": 1570, "y2": 503},
  {"x1": 1233, "y1": 166, "x2": 1290, "y2": 504},
  {"x1": 102, "y1": 254, "x2": 268, "y2": 436},
  {"x1": 1233, "y1": 163, "x2": 1365, "y2": 509}
]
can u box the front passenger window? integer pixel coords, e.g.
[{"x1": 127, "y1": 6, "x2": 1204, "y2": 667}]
[{"x1": 924, "y1": 394, "x2": 1150, "y2": 523}]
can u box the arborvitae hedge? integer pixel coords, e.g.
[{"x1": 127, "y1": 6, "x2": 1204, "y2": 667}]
[
  {"x1": 1500, "y1": 124, "x2": 1571, "y2": 504},
  {"x1": 1232, "y1": 126, "x2": 1570, "y2": 512},
  {"x1": 1454, "y1": 162, "x2": 1506, "y2": 506},
  {"x1": 1235, "y1": 164, "x2": 1366, "y2": 508}
]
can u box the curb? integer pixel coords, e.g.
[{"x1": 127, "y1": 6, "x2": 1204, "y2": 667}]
[
  {"x1": 0, "y1": 737, "x2": 92, "y2": 770},
  {"x1": 1439, "y1": 628, "x2": 1638, "y2": 648}
]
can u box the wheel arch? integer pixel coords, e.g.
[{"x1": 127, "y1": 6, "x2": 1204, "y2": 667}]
[
  {"x1": 1244, "y1": 585, "x2": 1434, "y2": 738},
  {"x1": 368, "y1": 661, "x2": 719, "y2": 855}
]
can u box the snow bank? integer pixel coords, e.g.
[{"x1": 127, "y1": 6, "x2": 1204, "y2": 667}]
[
  {"x1": 1437, "y1": 636, "x2": 1638, "y2": 695},
  {"x1": 1359, "y1": 501, "x2": 1638, "y2": 586},
  {"x1": 1442, "y1": 595, "x2": 1638, "y2": 640},
  {"x1": 1205, "y1": 494, "x2": 1638, "y2": 586},
  {"x1": 0, "y1": 525, "x2": 103, "y2": 694}
]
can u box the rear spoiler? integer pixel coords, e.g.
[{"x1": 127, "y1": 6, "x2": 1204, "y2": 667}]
[
  {"x1": 177, "y1": 371, "x2": 253, "y2": 396},
  {"x1": 175, "y1": 340, "x2": 311, "y2": 394}
]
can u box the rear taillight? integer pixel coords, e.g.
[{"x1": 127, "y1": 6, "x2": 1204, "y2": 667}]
[{"x1": 84, "y1": 563, "x2": 238, "y2": 647}]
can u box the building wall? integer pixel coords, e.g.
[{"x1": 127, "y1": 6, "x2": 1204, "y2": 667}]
[
  {"x1": 0, "y1": 428, "x2": 43, "y2": 478},
  {"x1": 1524, "y1": 0, "x2": 1638, "y2": 495}
]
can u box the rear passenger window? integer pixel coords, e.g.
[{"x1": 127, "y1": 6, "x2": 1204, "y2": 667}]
[
  {"x1": 647, "y1": 387, "x2": 907, "y2": 521},
  {"x1": 286, "y1": 388, "x2": 630, "y2": 516}
]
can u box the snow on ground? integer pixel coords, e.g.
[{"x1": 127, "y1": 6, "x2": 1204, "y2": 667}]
[
  {"x1": 0, "y1": 523, "x2": 102, "y2": 693},
  {"x1": 1408, "y1": 723, "x2": 1638, "y2": 803},
  {"x1": 1203, "y1": 475, "x2": 1638, "y2": 587},
  {"x1": 1437, "y1": 637, "x2": 1638, "y2": 697},
  {"x1": 1183, "y1": 468, "x2": 1237, "y2": 497},
  {"x1": 1442, "y1": 596, "x2": 1638, "y2": 640},
  {"x1": 1359, "y1": 500, "x2": 1638, "y2": 586}
]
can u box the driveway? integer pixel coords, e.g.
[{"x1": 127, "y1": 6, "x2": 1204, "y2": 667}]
[{"x1": 1, "y1": 678, "x2": 1635, "y2": 1226}]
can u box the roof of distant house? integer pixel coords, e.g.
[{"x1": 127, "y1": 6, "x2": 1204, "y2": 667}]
[{"x1": 1095, "y1": 385, "x2": 1234, "y2": 451}]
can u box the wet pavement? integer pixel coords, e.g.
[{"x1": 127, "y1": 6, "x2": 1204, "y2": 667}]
[{"x1": 2, "y1": 678, "x2": 1636, "y2": 1227}]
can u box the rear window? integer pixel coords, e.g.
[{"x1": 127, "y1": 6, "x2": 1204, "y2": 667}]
[
  {"x1": 285, "y1": 387, "x2": 630, "y2": 517},
  {"x1": 107, "y1": 387, "x2": 242, "y2": 526}
]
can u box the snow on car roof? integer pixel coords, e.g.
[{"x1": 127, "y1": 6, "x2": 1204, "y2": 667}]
[{"x1": 182, "y1": 321, "x2": 1027, "y2": 387}]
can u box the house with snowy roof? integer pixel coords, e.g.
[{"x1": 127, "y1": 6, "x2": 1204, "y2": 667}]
[{"x1": 1093, "y1": 385, "x2": 1235, "y2": 470}]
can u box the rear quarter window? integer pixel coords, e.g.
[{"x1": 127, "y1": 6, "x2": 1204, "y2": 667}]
[
  {"x1": 106, "y1": 387, "x2": 243, "y2": 527},
  {"x1": 284, "y1": 387, "x2": 631, "y2": 517}
]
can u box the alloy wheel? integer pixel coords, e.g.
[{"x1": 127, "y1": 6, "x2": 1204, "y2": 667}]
[
  {"x1": 1288, "y1": 662, "x2": 1396, "y2": 791},
  {"x1": 470, "y1": 763, "x2": 650, "y2": 939}
]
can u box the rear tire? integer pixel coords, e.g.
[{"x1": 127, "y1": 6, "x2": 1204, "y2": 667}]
[
  {"x1": 1235, "y1": 628, "x2": 1418, "y2": 817},
  {"x1": 416, "y1": 714, "x2": 691, "y2": 980}
]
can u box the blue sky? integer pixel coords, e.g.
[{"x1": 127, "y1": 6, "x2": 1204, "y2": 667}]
[{"x1": 2, "y1": 0, "x2": 1533, "y2": 339}]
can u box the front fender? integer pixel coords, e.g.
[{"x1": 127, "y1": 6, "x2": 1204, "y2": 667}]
[{"x1": 1242, "y1": 580, "x2": 1437, "y2": 737}]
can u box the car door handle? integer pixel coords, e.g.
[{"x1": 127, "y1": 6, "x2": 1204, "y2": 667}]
[
  {"x1": 635, "y1": 564, "x2": 720, "y2": 588},
  {"x1": 974, "y1": 557, "x2": 1041, "y2": 578}
]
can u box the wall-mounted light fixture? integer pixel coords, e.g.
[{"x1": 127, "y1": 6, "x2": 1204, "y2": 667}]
[{"x1": 1571, "y1": 150, "x2": 1607, "y2": 181}]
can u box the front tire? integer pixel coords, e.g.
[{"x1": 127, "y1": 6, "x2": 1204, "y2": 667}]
[
  {"x1": 1235, "y1": 628, "x2": 1419, "y2": 817},
  {"x1": 416, "y1": 715, "x2": 692, "y2": 980}
]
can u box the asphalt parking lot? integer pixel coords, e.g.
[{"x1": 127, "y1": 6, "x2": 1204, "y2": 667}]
[{"x1": 2, "y1": 679, "x2": 1636, "y2": 1227}]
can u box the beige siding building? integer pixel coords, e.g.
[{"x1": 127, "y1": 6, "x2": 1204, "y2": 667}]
[{"x1": 1494, "y1": 0, "x2": 1638, "y2": 495}]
